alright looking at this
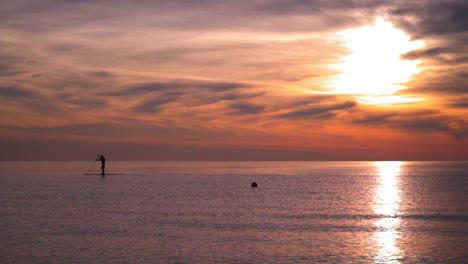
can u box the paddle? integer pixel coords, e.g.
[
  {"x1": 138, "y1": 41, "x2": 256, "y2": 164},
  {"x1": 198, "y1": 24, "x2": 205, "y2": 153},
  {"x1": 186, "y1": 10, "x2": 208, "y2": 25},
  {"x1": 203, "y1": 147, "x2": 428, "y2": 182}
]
[{"x1": 88, "y1": 154, "x2": 99, "y2": 172}]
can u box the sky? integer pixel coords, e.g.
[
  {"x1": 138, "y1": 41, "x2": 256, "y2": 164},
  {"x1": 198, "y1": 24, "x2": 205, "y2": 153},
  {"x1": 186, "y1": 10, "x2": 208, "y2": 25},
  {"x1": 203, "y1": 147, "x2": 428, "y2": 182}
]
[{"x1": 0, "y1": 0, "x2": 467, "y2": 161}]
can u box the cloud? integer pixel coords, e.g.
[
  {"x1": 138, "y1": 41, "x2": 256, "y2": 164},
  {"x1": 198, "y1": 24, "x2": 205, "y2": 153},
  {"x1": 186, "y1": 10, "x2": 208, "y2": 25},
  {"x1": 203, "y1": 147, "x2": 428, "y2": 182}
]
[
  {"x1": 228, "y1": 102, "x2": 266, "y2": 115},
  {"x1": 86, "y1": 70, "x2": 116, "y2": 78},
  {"x1": 101, "y1": 81, "x2": 248, "y2": 97},
  {"x1": 102, "y1": 80, "x2": 257, "y2": 114},
  {"x1": 403, "y1": 46, "x2": 455, "y2": 60},
  {"x1": 447, "y1": 98, "x2": 468, "y2": 109},
  {"x1": 0, "y1": 41, "x2": 36, "y2": 77},
  {"x1": 352, "y1": 109, "x2": 468, "y2": 139},
  {"x1": 47, "y1": 43, "x2": 85, "y2": 53},
  {"x1": 407, "y1": 70, "x2": 468, "y2": 95},
  {"x1": 1, "y1": 0, "x2": 467, "y2": 161},
  {"x1": 102, "y1": 83, "x2": 179, "y2": 96},
  {"x1": 65, "y1": 97, "x2": 108, "y2": 109},
  {"x1": 402, "y1": 45, "x2": 468, "y2": 66},
  {"x1": 0, "y1": 122, "x2": 217, "y2": 141},
  {"x1": 390, "y1": 1, "x2": 468, "y2": 37},
  {"x1": 352, "y1": 113, "x2": 397, "y2": 125},
  {"x1": 131, "y1": 93, "x2": 181, "y2": 113},
  {"x1": 388, "y1": 0, "x2": 468, "y2": 101},
  {"x1": 269, "y1": 94, "x2": 338, "y2": 110},
  {"x1": 0, "y1": 61, "x2": 24, "y2": 77},
  {"x1": 278, "y1": 101, "x2": 356, "y2": 119},
  {"x1": 0, "y1": 86, "x2": 39, "y2": 99},
  {"x1": 1, "y1": 0, "x2": 391, "y2": 36}
]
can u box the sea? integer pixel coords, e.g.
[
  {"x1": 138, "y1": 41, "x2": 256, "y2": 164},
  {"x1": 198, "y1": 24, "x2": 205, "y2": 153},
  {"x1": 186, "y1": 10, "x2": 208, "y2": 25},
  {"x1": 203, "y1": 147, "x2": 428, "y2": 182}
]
[{"x1": 1, "y1": 161, "x2": 467, "y2": 263}]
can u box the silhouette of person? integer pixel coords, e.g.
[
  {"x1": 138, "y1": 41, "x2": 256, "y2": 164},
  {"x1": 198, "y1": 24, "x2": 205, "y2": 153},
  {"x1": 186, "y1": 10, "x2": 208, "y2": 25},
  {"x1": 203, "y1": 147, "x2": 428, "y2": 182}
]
[{"x1": 96, "y1": 154, "x2": 106, "y2": 177}]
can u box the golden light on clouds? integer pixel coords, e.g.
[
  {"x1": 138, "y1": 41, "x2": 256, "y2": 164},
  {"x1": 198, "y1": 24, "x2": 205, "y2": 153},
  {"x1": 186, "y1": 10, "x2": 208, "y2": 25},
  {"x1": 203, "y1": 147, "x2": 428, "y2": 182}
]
[
  {"x1": 1, "y1": 1, "x2": 467, "y2": 161},
  {"x1": 330, "y1": 18, "x2": 425, "y2": 105},
  {"x1": 357, "y1": 95, "x2": 422, "y2": 105}
]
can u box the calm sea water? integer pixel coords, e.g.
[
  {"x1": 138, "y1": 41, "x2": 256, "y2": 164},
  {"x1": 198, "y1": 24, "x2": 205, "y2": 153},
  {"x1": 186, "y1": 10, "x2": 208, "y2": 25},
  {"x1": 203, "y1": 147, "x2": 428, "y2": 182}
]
[{"x1": 1, "y1": 161, "x2": 467, "y2": 263}]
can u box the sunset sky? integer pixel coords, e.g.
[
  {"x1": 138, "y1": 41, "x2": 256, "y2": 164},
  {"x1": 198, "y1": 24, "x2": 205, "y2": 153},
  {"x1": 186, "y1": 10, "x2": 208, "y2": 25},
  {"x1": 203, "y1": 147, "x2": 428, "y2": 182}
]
[{"x1": 1, "y1": 0, "x2": 467, "y2": 161}]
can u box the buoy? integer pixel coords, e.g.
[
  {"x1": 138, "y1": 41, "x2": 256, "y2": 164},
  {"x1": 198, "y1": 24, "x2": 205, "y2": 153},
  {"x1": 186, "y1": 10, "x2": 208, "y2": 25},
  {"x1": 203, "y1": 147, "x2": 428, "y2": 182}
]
[{"x1": 251, "y1": 182, "x2": 258, "y2": 188}]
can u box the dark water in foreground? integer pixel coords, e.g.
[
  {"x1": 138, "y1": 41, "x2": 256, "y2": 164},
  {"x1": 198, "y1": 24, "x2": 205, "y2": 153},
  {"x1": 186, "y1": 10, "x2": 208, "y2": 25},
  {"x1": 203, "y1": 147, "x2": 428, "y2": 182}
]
[{"x1": 1, "y1": 161, "x2": 467, "y2": 263}]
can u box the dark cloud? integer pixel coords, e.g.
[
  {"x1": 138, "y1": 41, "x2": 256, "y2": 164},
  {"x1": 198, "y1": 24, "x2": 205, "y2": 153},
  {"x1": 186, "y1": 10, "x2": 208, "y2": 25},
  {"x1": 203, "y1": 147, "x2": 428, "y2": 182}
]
[
  {"x1": 129, "y1": 89, "x2": 261, "y2": 114},
  {"x1": 352, "y1": 113, "x2": 397, "y2": 125},
  {"x1": 352, "y1": 110, "x2": 468, "y2": 139},
  {"x1": 228, "y1": 102, "x2": 266, "y2": 115},
  {"x1": 123, "y1": 81, "x2": 342, "y2": 120},
  {"x1": 408, "y1": 70, "x2": 468, "y2": 95},
  {"x1": 214, "y1": 92, "x2": 255, "y2": 102},
  {"x1": 99, "y1": 80, "x2": 258, "y2": 114},
  {"x1": 402, "y1": 45, "x2": 468, "y2": 65},
  {"x1": 0, "y1": 62, "x2": 24, "y2": 77},
  {"x1": 134, "y1": 44, "x2": 260, "y2": 63},
  {"x1": 0, "y1": 42, "x2": 36, "y2": 77},
  {"x1": 257, "y1": 0, "x2": 389, "y2": 16},
  {"x1": 87, "y1": 70, "x2": 115, "y2": 78},
  {"x1": 274, "y1": 95, "x2": 339, "y2": 110},
  {"x1": 0, "y1": 0, "x2": 392, "y2": 35},
  {"x1": 390, "y1": 1, "x2": 468, "y2": 37},
  {"x1": 131, "y1": 92, "x2": 181, "y2": 113},
  {"x1": 47, "y1": 43, "x2": 84, "y2": 52},
  {"x1": 396, "y1": 117, "x2": 452, "y2": 134},
  {"x1": 183, "y1": 90, "x2": 265, "y2": 108},
  {"x1": 204, "y1": 82, "x2": 248, "y2": 92},
  {"x1": 278, "y1": 101, "x2": 356, "y2": 119},
  {"x1": 0, "y1": 124, "x2": 129, "y2": 138},
  {"x1": 102, "y1": 81, "x2": 249, "y2": 97},
  {"x1": 102, "y1": 83, "x2": 174, "y2": 96},
  {"x1": 403, "y1": 47, "x2": 454, "y2": 60},
  {"x1": 0, "y1": 86, "x2": 39, "y2": 99},
  {"x1": 0, "y1": 70, "x2": 110, "y2": 115},
  {"x1": 67, "y1": 97, "x2": 107, "y2": 109},
  {"x1": 389, "y1": 1, "x2": 468, "y2": 99},
  {"x1": 314, "y1": 112, "x2": 337, "y2": 119},
  {"x1": 447, "y1": 98, "x2": 468, "y2": 108},
  {"x1": 0, "y1": 118, "x2": 263, "y2": 144}
]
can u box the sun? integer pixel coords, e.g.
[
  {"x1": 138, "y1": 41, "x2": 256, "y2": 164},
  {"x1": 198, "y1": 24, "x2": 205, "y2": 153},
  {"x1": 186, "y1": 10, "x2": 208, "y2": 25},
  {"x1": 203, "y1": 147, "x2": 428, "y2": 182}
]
[{"x1": 329, "y1": 18, "x2": 425, "y2": 104}]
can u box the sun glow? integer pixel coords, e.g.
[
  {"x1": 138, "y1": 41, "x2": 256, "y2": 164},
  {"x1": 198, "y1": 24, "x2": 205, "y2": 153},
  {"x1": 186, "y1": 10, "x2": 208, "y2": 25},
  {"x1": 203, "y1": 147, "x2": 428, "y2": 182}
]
[
  {"x1": 373, "y1": 161, "x2": 403, "y2": 263},
  {"x1": 330, "y1": 18, "x2": 424, "y2": 104}
]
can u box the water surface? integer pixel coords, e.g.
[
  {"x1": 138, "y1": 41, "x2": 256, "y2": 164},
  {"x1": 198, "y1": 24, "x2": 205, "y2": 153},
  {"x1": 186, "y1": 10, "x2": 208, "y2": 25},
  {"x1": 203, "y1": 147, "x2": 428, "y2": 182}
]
[{"x1": 1, "y1": 161, "x2": 467, "y2": 263}]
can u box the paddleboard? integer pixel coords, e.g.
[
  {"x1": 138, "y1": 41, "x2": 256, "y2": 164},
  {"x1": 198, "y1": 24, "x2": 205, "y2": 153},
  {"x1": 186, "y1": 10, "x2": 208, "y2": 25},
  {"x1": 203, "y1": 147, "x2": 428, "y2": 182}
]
[{"x1": 83, "y1": 173, "x2": 120, "y2": 175}]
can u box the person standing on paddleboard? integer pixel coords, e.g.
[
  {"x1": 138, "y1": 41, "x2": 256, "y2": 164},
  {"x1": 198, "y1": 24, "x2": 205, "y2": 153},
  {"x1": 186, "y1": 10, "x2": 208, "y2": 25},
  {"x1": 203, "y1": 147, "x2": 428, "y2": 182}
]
[{"x1": 96, "y1": 154, "x2": 106, "y2": 177}]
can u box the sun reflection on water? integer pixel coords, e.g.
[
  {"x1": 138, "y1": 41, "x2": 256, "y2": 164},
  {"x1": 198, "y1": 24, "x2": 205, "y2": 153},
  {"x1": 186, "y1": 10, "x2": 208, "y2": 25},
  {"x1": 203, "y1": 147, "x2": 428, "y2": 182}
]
[{"x1": 373, "y1": 161, "x2": 403, "y2": 263}]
